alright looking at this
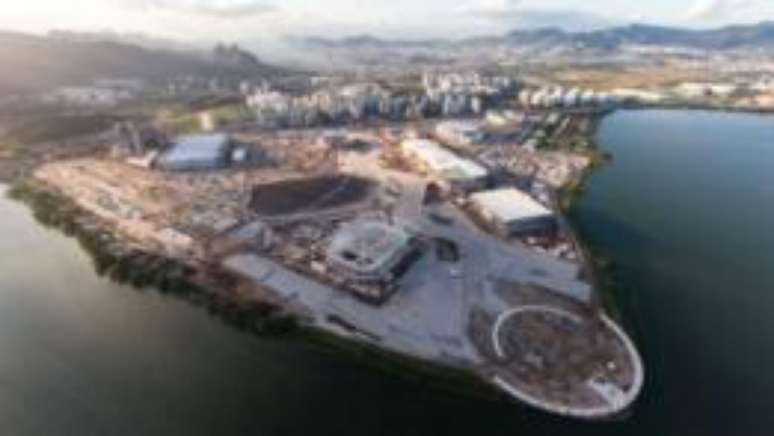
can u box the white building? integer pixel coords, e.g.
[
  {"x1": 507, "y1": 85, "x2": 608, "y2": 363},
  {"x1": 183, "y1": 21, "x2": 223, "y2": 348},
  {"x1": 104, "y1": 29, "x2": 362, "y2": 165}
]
[
  {"x1": 51, "y1": 86, "x2": 132, "y2": 107},
  {"x1": 423, "y1": 72, "x2": 516, "y2": 97},
  {"x1": 675, "y1": 82, "x2": 737, "y2": 99},
  {"x1": 675, "y1": 82, "x2": 709, "y2": 98},
  {"x1": 486, "y1": 110, "x2": 523, "y2": 127},
  {"x1": 579, "y1": 90, "x2": 597, "y2": 106},
  {"x1": 518, "y1": 89, "x2": 533, "y2": 107},
  {"x1": 470, "y1": 188, "x2": 557, "y2": 237},
  {"x1": 546, "y1": 87, "x2": 565, "y2": 107},
  {"x1": 563, "y1": 88, "x2": 581, "y2": 107},
  {"x1": 441, "y1": 94, "x2": 470, "y2": 117},
  {"x1": 517, "y1": 85, "x2": 619, "y2": 109},
  {"x1": 752, "y1": 77, "x2": 774, "y2": 92},
  {"x1": 435, "y1": 120, "x2": 486, "y2": 148},
  {"x1": 611, "y1": 88, "x2": 665, "y2": 104},
  {"x1": 247, "y1": 85, "x2": 430, "y2": 127},
  {"x1": 401, "y1": 139, "x2": 489, "y2": 192},
  {"x1": 530, "y1": 89, "x2": 548, "y2": 107}
]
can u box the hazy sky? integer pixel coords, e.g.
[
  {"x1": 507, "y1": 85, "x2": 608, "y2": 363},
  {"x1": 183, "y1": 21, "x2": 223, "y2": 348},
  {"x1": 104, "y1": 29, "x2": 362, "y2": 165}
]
[{"x1": 0, "y1": 0, "x2": 772, "y2": 41}]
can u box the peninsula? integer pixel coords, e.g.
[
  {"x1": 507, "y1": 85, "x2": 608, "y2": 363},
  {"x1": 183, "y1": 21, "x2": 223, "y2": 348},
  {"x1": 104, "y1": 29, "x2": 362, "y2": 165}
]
[{"x1": 8, "y1": 71, "x2": 646, "y2": 419}]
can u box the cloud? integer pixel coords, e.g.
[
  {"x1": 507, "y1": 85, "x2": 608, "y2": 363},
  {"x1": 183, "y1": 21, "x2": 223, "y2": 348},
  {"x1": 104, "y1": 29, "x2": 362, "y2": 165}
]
[
  {"x1": 119, "y1": 0, "x2": 278, "y2": 20},
  {"x1": 456, "y1": 0, "x2": 523, "y2": 19},
  {"x1": 685, "y1": 0, "x2": 757, "y2": 21},
  {"x1": 455, "y1": 0, "x2": 614, "y2": 31},
  {"x1": 686, "y1": 0, "x2": 725, "y2": 20}
]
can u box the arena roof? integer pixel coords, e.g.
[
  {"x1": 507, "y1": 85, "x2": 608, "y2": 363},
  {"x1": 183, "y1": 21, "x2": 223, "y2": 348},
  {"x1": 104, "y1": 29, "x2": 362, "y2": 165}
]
[
  {"x1": 327, "y1": 221, "x2": 411, "y2": 275},
  {"x1": 157, "y1": 133, "x2": 230, "y2": 168},
  {"x1": 471, "y1": 188, "x2": 554, "y2": 224},
  {"x1": 401, "y1": 139, "x2": 488, "y2": 181}
]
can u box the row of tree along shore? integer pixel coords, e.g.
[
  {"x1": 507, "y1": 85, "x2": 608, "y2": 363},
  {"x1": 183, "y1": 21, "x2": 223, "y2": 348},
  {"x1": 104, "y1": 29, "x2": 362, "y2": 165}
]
[
  {"x1": 7, "y1": 180, "x2": 504, "y2": 401},
  {"x1": 8, "y1": 180, "x2": 297, "y2": 337},
  {"x1": 555, "y1": 112, "x2": 640, "y2": 334}
]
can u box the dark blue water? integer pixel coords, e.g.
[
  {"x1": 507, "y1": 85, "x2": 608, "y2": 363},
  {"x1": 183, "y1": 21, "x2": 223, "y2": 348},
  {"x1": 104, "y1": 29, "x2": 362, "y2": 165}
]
[
  {"x1": 1, "y1": 109, "x2": 773, "y2": 435},
  {"x1": 574, "y1": 110, "x2": 774, "y2": 435}
]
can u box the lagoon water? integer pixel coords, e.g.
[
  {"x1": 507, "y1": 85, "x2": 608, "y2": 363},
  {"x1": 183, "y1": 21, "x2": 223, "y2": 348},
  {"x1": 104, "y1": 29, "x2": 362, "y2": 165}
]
[{"x1": 1, "y1": 110, "x2": 773, "y2": 435}]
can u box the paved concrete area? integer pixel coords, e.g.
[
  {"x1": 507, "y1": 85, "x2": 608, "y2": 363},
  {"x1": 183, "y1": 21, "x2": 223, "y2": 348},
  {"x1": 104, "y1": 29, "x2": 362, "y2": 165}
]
[
  {"x1": 343, "y1": 148, "x2": 591, "y2": 303},
  {"x1": 224, "y1": 252, "x2": 481, "y2": 365},
  {"x1": 222, "y1": 148, "x2": 625, "y2": 418}
]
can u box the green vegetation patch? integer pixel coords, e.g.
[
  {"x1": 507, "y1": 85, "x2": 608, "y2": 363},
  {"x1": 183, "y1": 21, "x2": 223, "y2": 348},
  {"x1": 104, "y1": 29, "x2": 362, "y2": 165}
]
[
  {"x1": 161, "y1": 102, "x2": 251, "y2": 135},
  {"x1": 2, "y1": 113, "x2": 118, "y2": 145}
]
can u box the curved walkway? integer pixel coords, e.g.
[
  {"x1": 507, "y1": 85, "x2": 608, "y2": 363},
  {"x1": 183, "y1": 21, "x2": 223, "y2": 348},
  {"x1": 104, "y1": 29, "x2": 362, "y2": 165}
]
[{"x1": 490, "y1": 305, "x2": 644, "y2": 420}]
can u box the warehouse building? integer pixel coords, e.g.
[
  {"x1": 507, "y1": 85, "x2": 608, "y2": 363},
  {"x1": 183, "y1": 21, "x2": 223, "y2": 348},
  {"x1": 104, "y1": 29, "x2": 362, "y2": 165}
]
[
  {"x1": 401, "y1": 139, "x2": 489, "y2": 192},
  {"x1": 156, "y1": 133, "x2": 232, "y2": 171},
  {"x1": 470, "y1": 188, "x2": 557, "y2": 237},
  {"x1": 435, "y1": 120, "x2": 487, "y2": 148}
]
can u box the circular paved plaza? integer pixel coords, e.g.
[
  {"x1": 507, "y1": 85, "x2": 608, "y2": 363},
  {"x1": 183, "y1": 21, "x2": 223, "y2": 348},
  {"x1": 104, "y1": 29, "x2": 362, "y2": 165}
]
[{"x1": 491, "y1": 306, "x2": 643, "y2": 419}]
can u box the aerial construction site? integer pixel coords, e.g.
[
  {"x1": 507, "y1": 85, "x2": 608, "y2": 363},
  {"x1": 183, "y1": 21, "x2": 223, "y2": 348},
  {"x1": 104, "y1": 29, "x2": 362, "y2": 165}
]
[{"x1": 29, "y1": 112, "x2": 643, "y2": 420}]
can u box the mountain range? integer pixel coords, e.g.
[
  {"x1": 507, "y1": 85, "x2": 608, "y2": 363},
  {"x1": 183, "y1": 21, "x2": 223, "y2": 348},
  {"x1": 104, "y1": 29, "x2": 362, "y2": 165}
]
[
  {"x1": 0, "y1": 31, "x2": 285, "y2": 97},
  {"x1": 298, "y1": 21, "x2": 774, "y2": 51},
  {"x1": 3, "y1": 21, "x2": 773, "y2": 97}
]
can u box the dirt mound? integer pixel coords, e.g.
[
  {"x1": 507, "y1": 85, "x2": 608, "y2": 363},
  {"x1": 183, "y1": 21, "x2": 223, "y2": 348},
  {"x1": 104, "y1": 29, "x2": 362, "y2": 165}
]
[{"x1": 250, "y1": 175, "x2": 373, "y2": 217}]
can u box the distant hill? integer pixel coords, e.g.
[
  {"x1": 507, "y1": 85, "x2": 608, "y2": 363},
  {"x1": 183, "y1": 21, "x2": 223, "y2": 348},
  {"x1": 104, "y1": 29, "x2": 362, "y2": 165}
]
[
  {"x1": 297, "y1": 34, "x2": 449, "y2": 50},
  {"x1": 0, "y1": 31, "x2": 287, "y2": 96},
  {"x1": 298, "y1": 21, "x2": 774, "y2": 51},
  {"x1": 513, "y1": 22, "x2": 774, "y2": 50},
  {"x1": 48, "y1": 29, "x2": 196, "y2": 52}
]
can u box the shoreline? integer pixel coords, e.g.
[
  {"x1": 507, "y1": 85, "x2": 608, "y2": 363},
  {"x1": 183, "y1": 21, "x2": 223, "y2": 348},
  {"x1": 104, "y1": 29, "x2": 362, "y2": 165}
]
[
  {"x1": 3, "y1": 109, "x2": 649, "y2": 420},
  {"x1": 557, "y1": 110, "x2": 631, "y2": 322},
  {"x1": 561, "y1": 105, "x2": 772, "y2": 325},
  {"x1": 7, "y1": 163, "x2": 642, "y2": 420},
  {"x1": 4, "y1": 180, "x2": 512, "y2": 403},
  {"x1": 628, "y1": 102, "x2": 774, "y2": 115}
]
